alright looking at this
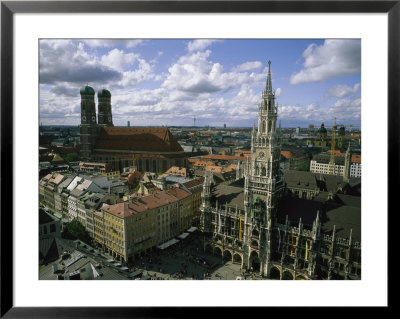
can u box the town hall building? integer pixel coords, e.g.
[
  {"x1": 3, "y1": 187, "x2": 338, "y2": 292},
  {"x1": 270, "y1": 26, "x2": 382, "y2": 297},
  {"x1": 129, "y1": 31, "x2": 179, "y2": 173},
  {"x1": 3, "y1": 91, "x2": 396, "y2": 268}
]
[{"x1": 200, "y1": 61, "x2": 361, "y2": 280}]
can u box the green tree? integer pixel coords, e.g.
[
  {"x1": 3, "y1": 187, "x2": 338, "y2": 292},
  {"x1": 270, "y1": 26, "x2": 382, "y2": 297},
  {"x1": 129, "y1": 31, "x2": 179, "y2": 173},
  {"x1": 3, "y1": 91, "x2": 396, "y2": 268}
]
[
  {"x1": 299, "y1": 161, "x2": 310, "y2": 172},
  {"x1": 64, "y1": 152, "x2": 80, "y2": 163},
  {"x1": 62, "y1": 219, "x2": 92, "y2": 245}
]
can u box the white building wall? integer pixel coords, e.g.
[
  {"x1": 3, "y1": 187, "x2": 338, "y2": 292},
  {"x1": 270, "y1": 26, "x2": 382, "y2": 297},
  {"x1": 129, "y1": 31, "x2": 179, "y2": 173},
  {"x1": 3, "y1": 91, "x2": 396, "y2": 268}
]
[{"x1": 350, "y1": 163, "x2": 362, "y2": 177}]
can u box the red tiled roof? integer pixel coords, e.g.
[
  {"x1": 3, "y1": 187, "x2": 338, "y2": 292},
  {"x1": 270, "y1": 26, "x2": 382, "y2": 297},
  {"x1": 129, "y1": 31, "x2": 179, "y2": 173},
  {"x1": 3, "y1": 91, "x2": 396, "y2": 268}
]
[
  {"x1": 201, "y1": 154, "x2": 249, "y2": 161},
  {"x1": 94, "y1": 127, "x2": 184, "y2": 153},
  {"x1": 127, "y1": 170, "x2": 142, "y2": 184},
  {"x1": 48, "y1": 173, "x2": 64, "y2": 185},
  {"x1": 161, "y1": 166, "x2": 187, "y2": 177},
  {"x1": 351, "y1": 154, "x2": 361, "y2": 163},
  {"x1": 92, "y1": 151, "x2": 185, "y2": 159},
  {"x1": 281, "y1": 150, "x2": 306, "y2": 159},
  {"x1": 183, "y1": 177, "x2": 204, "y2": 189},
  {"x1": 234, "y1": 149, "x2": 251, "y2": 155},
  {"x1": 104, "y1": 187, "x2": 191, "y2": 218},
  {"x1": 281, "y1": 151, "x2": 294, "y2": 159},
  {"x1": 206, "y1": 165, "x2": 235, "y2": 173},
  {"x1": 167, "y1": 187, "x2": 191, "y2": 200},
  {"x1": 193, "y1": 160, "x2": 215, "y2": 167}
]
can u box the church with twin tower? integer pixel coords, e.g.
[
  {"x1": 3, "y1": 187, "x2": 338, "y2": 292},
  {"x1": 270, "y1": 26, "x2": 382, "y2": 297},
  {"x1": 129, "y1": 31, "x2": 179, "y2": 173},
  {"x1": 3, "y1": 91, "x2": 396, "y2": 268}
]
[{"x1": 79, "y1": 86, "x2": 186, "y2": 172}]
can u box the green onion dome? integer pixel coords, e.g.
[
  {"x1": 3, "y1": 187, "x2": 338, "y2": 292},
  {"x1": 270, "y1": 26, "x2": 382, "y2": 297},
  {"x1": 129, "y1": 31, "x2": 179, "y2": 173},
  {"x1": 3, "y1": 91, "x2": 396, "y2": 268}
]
[
  {"x1": 98, "y1": 89, "x2": 111, "y2": 98},
  {"x1": 80, "y1": 85, "x2": 95, "y2": 95},
  {"x1": 318, "y1": 123, "x2": 327, "y2": 133}
]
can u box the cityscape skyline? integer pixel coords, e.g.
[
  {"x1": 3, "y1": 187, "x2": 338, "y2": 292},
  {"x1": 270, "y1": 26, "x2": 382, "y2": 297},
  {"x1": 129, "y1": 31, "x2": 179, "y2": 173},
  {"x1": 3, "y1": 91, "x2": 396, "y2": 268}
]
[{"x1": 40, "y1": 39, "x2": 361, "y2": 128}]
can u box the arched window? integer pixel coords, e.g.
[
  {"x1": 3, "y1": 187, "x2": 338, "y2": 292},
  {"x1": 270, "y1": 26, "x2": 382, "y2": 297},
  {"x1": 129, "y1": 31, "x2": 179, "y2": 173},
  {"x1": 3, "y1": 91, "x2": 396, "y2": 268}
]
[
  {"x1": 261, "y1": 166, "x2": 266, "y2": 176},
  {"x1": 262, "y1": 121, "x2": 266, "y2": 133}
]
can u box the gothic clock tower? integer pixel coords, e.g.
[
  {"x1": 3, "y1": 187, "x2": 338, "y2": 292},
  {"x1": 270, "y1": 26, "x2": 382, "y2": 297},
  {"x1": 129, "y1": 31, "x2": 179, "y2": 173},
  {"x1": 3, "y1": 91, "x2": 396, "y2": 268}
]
[{"x1": 243, "y1": 61, "x2": 284, "y2": 276}]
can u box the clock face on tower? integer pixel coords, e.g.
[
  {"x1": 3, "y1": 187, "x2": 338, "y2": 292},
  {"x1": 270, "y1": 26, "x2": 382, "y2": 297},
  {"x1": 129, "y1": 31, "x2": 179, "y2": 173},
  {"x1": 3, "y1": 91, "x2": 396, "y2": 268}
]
[
  {"x1": 108, "y1": 117, "x2": 111, "y2": 122},
  {"x1": 92, "y1": 116, "x2": 95, "y2": 122},
  {"x1": 258, "y1": 151, "x2": 265, "y2": 159},
  {"x1": 82, "y1": 116, "x2": 86, "y2": 122}
]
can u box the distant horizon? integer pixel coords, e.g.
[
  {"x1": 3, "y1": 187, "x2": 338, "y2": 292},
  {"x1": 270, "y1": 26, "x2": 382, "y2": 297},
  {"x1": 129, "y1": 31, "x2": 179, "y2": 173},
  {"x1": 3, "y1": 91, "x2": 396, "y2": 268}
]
[
  {"x1": 40, "y1": 39, "x2": 361, "y2": 127},
  {"x1": 39, "y1": 123, "x2": 362, "y2": 130}
]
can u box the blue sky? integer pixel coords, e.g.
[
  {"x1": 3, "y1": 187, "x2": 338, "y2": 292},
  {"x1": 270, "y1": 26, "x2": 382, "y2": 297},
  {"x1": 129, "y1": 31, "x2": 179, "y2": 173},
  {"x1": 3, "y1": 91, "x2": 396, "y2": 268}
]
[{"x1": 39, "y1": 39, "x2": 361, "y2": 128}]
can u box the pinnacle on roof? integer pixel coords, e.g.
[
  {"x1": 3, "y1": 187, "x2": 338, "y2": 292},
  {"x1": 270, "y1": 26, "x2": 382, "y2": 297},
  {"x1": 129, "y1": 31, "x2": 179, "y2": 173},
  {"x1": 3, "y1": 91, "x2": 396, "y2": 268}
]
[{"x1": 265, "y1": 60, "x2": 273, "y2": 95}]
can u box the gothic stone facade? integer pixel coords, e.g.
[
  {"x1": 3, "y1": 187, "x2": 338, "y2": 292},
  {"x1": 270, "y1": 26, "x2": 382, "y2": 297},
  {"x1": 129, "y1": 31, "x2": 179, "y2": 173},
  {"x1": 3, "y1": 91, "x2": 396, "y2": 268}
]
[{"x1": 200, "y1": 62, "x2": 361, "y2": 280}]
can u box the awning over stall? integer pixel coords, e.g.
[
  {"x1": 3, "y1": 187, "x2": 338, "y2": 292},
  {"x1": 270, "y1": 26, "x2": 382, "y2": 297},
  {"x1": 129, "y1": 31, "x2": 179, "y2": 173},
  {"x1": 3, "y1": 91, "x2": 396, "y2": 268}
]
[
  {"x1": 157, "y1": 238, "x2": 180, "y2": 250},
  {"x1": 177, "y1": 232, "x2": 189, "y2": 239}
]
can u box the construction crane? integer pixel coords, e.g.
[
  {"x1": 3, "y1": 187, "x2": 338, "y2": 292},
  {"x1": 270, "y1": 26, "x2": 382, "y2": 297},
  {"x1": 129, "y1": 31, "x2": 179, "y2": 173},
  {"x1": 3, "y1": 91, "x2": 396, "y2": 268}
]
[{"x1": 328, "y1": 118, "x2": 337, "y2": 175}]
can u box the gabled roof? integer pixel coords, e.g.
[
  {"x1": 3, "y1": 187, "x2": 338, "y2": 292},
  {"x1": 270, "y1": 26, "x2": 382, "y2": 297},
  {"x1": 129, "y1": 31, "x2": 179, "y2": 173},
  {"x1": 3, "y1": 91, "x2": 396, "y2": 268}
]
[
  {"x1": 103, "y1": 187, "x2": 191, "y2": 218},
  {"x1": 213, "y1": 179, "x2": 245, "y2": 210},
  {"x1": 48, "y1": 173, "x2": 65, "y2": 185},
  {"x1": 281, "y1": 150, "x2": 306, "y2": 159},
  {"x1": 94, "y1": 127, "x2": 184, "y2": 153},
  {"x1": 283, "y1": 170, "x2": 318, "y2": 190},
  {"x1": 39, "y1": 208, "x2": 56, "y2": 224},
  {"x1": 277, "y1": 195, "x2": 361, "y2": 242},
  {"x1": 183, "y1": 177, "x2": 204, "y2": 190},
  {"x1": 351, "y1": 154, "x2": 361, "y2": 163},
  {"x1": 57, "y1": 176, "x2": 74, "y2": 193},
  {"x1": 39, "y1": 237, "x2": 76, "y2": 265}
]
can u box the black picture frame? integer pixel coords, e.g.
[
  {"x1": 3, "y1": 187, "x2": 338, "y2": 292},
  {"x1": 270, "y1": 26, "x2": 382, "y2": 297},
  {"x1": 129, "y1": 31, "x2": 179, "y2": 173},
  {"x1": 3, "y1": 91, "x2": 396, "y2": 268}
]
[{"x1": 1, "y1": 0, "x2": 396, "y2": 317}]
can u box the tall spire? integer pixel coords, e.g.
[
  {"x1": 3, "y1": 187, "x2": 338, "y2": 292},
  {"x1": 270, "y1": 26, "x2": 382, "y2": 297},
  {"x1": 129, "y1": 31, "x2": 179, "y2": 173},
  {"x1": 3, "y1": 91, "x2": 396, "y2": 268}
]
[{"x1": 266, "y1": 60, "x2": 273, "y2": 94}]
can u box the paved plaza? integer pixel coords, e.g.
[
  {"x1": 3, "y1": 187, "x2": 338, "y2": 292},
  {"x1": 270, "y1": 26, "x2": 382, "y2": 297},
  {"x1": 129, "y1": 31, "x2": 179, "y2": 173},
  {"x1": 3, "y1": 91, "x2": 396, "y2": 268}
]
[
  {"x1": 69, "y1": 233, "x2": 268, "y2": 280},
  {"x1": 126, "y1": 233, "x2": 267, "y2": 280}
]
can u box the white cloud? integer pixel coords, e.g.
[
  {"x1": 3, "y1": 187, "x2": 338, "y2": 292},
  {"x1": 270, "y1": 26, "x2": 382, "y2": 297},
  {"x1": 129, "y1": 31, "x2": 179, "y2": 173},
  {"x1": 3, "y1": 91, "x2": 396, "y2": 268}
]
[
  {"x1": 117, "y1": 58, "x2": 154, "y2": 87},
  {"x1": 290, "y1": 39, "x2": 361, "y2": 84},
  {"x1": 326, "y1": 83, "x2": 360, "y2": 98},
  {"x1": 275, "y1": 87, "x2": 282, "y2": 97},
  {"x1": 162, "y1": 50, "x2": 265, "y2": 94},
  {"x1": 187, "y1": 39, "x2": 221, "y2": 52},
  {"x1": 100, "y1": 48, "x2": 139, "y2": 72},
  {"x1": 279, "y1": 103, "x2": 320, "y2": 121},
  {"x1": 84, "y1": 39, "x2": 144, "y2": 48},
  {"x1": 40, "y1": 40, "x2": 121, "y2": 85},
  {"x1": 327, "y1": 97, "x2": 361, "y2": 121},
  {"x1": 233, "y1": 61, "x2": 263, "y2": 72}
]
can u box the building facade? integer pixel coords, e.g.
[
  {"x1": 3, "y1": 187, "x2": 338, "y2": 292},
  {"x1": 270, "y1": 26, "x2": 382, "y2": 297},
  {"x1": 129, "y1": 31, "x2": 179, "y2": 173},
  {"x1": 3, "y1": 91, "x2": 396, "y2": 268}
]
[
  {"x1": 79, "y1": 86, "x2": 186, "y2": 172},
  {"x1": 200, "y1": 61, "x2": 361, "y2": 280},
  {"x1": 310, "y1": 145, "x2": 361, "y2": 179},
  {"x1": 92, "y1": 186, "x2": 195, "y2": 263}
]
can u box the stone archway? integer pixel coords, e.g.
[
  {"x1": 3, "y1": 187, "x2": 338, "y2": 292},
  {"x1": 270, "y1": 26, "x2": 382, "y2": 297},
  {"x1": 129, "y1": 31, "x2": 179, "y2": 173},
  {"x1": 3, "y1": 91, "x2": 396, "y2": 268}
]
[
  {"x1": 233, "y1": 253, "x2": 242, "y2": 265},
  {"x1": 270, "y1": 267, "x2": 281, "y2": 280},
  {"x1": 282, "y1": 271, "x2": 294, "y2": 280},
  {"x1": 223, "y1": 250, "x2": 232, "y2": 262},
  {"x1": 214, "y1": 246, "x2": 223, "y2": 258},
  {"x1": 252, "y1": 228, "x2": 259, "y2": 239},
  {"x1": 251, "y1": 240, "x2": 259, "y2": 250},
  {"x1": 249, "y1": 250, "x2": 260, "y2": 272}
]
